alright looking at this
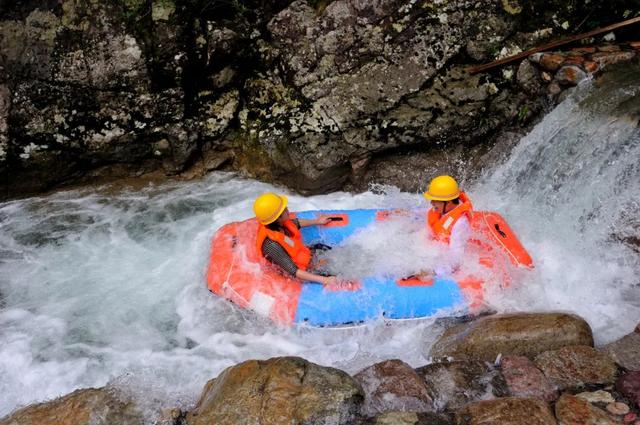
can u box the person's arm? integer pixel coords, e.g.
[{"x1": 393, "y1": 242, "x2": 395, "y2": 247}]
[
  {"x1": 263, "y1": 239, "x2": 336, "y2": 285},
  {"x1": 298, "y1": 216, "x2": 331, "y2": 227},
  {"x1": 295, "y1": 269, "x2": 337, "y2": 286}
]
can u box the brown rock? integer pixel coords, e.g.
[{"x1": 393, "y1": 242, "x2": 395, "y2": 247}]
[
  {"x1": 364, "y1": 411, "x2": 452, "y2": 425},
  {"x1": 354, "y1": 359, "x2": 435, "y2": 417},
  {"x1": 429, "y1": 313, "x2": 593, "y2": 362},
  {"x1": 455, "y1": 397, "x2": 556, "y2": 425},
  {"x1": 500, "y1": 356, "x2": 558, "y2": 402},
  {"x1": 601, "y1": 328, "x2": 640, "y2": 371},
  {"x1": 607, "y1": 402, "x2": 630, "y2": 416},
  {"x1": 556, "y1": 65, "x2": 588, "y2": 86},
  {"x1": 415, "y1": 361, "x2": 507, "y2": 411},
  {"x1": 555, "y1": 394, "x2": 620, "y2": 425},
  {"x1": 617, "y1": 371, "x2": 640, "y2": 408},
  {"x1": 534, "y1": 345, "x2": 618, "y2": 390},
  {"x1": 529, "y1": 53, "x2": 565, "y2": 72},
  {"x1": 598, "y1": 44, "x2": 622, "y2": 52},
  {"x1": 572, "y1": 46, "x2": 597, "y2": 54},
  {"x1": 0, "y1": 388, "x2": 143, "y2": 425},
  {"x1": 575, "y1": 390, "x2": 615, "y2": 404},
  {"x1": 185, "y1": 357, "x2": 363, "y2": 425},
  {"x1": 583, "y1": 61, "x2": 600, "y2": 73},
  {"x1": 630, "y1": 41, "x2": 640, "y2": 50},
  {"x1": 563, "y1": 55, "x2": 586, "y2": 66}
]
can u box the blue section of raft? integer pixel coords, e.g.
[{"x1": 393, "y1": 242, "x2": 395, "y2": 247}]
[{"x1": 292, "y1": 209, "x2": 466, "y2": 326}]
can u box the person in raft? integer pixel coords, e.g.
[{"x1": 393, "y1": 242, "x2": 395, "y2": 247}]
[
  {"x1": 423, "y1": 175, "x2": 472, "y2": 250},
  {"x1": 422, "y1": 175, "x2": 473, "y2": 276},
  {"x1": 253, "y1": 192, "x2": 339, "y2": 286}
]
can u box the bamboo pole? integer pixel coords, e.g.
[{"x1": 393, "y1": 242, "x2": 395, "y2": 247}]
[{"x1": 469, "y1": 16, "x2": 640, "y2": 74}]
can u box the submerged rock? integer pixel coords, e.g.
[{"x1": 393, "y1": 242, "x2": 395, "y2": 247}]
[
  {"x1": 185, "y1": 356, "x2": 363, "y2": 425},
  {"x1": 415, "y1": 360, "x2": 507, "y2": 412},
  {"x1": 0, "y1": 388, "x2": 144, "y2": 425},
  {"x1": 429, "y1": 312, "x2": 594, "y2": 362}
]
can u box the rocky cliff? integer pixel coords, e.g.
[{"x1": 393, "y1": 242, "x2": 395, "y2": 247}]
[{"x1": 0, "y1": 0, "x2": 637, "y2": 198}]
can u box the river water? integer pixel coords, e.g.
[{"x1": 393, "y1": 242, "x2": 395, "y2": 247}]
[{"x1": 1, "y1": 64, "x2": 639, "y2": 420}]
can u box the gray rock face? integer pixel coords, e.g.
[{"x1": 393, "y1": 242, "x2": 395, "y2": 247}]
[
  {"x1": 185, "y1": 356, "x2": 363, "y2": 425},
  {"x1": 2, "y1": 0, "x2": 638, "y2": 198}
]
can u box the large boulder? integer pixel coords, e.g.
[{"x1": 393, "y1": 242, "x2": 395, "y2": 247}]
[
  {"x1": 533, "y1": 345, "x2": 618, "y2": 390},
  {"x1": 185, "y1": 356, "x2": 363, "y2": 425},
  {"x1": 0, "y1": 388, "x2": 143, "y2": 425},
  {"x1": 429, "y1": 313, "x2": 593, "y2": 362},
  {"x1": 354, "y1": 359, "x2": 435, "y2": 417},
  {"x1": 454, "y1": 397, "x2": 556, "y2": 425}
]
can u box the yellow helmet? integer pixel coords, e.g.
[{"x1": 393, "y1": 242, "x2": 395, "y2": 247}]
[
  {"x1": 423, "y1": 175, "x2": 460, "y2": 201},
  {"x1": 253, "y1": 192, "x2": 288, "y2": 225}
]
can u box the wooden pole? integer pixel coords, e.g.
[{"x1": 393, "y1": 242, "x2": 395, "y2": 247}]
[{"x1": 469, "y1": 16, "x2": 640, "y2": 74}]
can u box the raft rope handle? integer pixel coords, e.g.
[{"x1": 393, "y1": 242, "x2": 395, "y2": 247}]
[{"x1": 222, "y1": 233, "x2": 250, "y2": 305}]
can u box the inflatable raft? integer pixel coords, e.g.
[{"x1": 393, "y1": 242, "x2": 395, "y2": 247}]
[{"x1": 206, "y1": 209, "x2": 532, "y2": 327}]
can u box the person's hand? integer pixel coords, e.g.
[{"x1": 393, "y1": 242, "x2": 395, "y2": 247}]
[
  {"x1": 322, "y1": 276, "x2": 338, "y2": 286},
  {"x1": 316, "y1": 216, "x2": 332, "y2": 226}
]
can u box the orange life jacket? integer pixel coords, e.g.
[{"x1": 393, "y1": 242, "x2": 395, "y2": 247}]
[
  {"x1": 256, "y1": 219, "x2": 312, "y2": 271},
  {"x1": 427, "y1": 192, "x2": 473, "y2": 243}
]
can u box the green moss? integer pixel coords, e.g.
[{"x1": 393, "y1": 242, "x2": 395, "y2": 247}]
[{"x1": 151, "y1": 0, "x2": 175, "y2": 21}]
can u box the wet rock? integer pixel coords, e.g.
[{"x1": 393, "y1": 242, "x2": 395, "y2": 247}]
[
  {"x1": 455, "y1": 397, "x2": 556, "y2": 425},
  {"x1": 185, "y1": 356, "x2": 363, "y2": 425},
  {"x1": 415, "y1": 360, "x2": 507, "y2": 412},
  {"x1": 517, "y1": 60, "x2": 543, "y2": 95},
  {"x1": 0, "y1": 85, "x2": 9, "y2": 165},
  {"x1": 363, "y1": 411, "x2": 452, "y2": 425},
  {"x1": 555, "y1": 394, "x2": 620, "y2": 425},
  {"x1": 592, "y1": 51, "x2": 637, "y2": 68},
  {"x1": 500, "y1": 356, "x2": 558, "y2": 402},
  {"x1": 354, "y1": 359, "x2": 435, "y2": 417},
  {"x1": 607, "y1": 402, "x2": 630, "y2": 416},
  {"x1": 429, "y1": 313, "x2": 594, "y2": 362},
  {"x1": 617, "y1": 371, "x2": 640, "y2": 408},
  {"x1": 576, "y1": 390, "x2": 615, "y2": 404},
  {"x1": 584, "y1": 61, "x2": 600, "y2": 73},
  {"x1": 0, "y1": 388, "x2": 143, "y2": 425},
  {"x1": 534, "y1": 345, "x2": 618, "y2": 390},
  {"x1": 601, "y1": 326, "x2": 640, "y2": 371},
  {"x1": 556, "y1": 65, "x2": 588, "y2": 86},
  {"x1": 530, "y1": 52, "x2": 565, "y2": 72}
]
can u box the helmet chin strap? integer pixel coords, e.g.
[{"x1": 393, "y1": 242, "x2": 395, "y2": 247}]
[{"x1": 442, "y1": 201, "x2": 448, "y2": 215}]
